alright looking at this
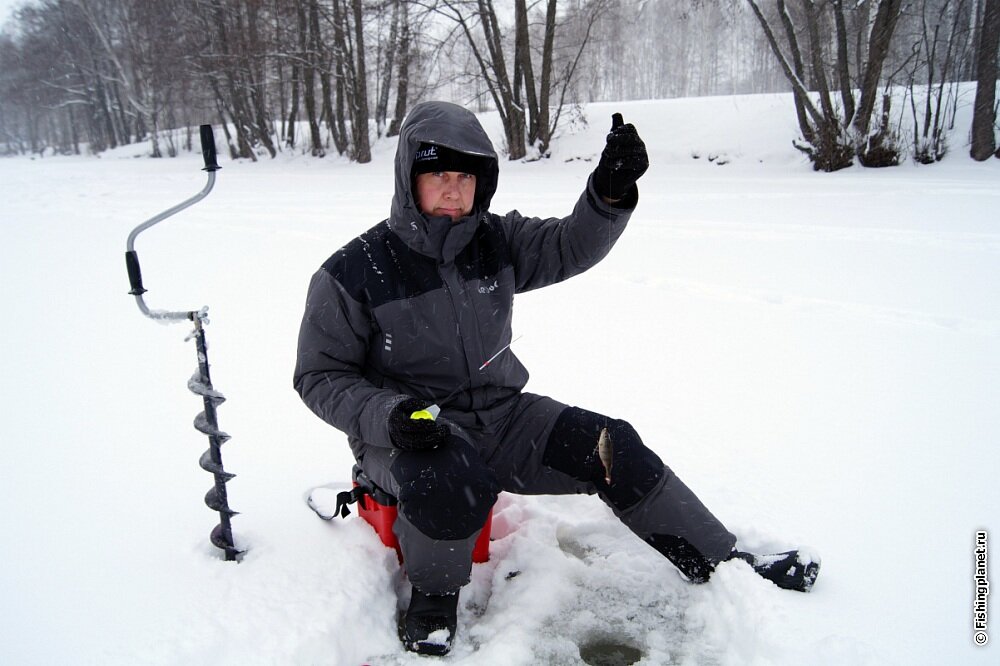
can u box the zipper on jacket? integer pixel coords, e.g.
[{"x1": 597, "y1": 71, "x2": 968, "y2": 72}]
[{"x1": 438, "y1": 260, "x2": 485, "y2": 405}]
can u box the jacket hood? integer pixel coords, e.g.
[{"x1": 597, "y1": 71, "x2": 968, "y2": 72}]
[{"x1": 389, "y1": 101, "x2": 500, "y2": 262}]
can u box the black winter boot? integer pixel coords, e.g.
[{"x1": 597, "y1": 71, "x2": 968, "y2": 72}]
[
  {"x1": 399, "y1": 587, "x2": 459, "y2": 656},
  {"x1": 645, "y1": 534, "x2": 715, "y2": 583},
  {"x1": 727, "y1": 549, "x2": 820, "y2": 592}
]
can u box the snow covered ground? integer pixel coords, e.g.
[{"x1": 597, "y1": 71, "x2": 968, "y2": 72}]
[{"x1": 1, "y1": 91, "x2": 997, "y2": 665}]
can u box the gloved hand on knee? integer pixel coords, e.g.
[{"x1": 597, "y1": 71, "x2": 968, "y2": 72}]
[{"x1": 388, "y1": 397, "x2": 450, "y2": 451}]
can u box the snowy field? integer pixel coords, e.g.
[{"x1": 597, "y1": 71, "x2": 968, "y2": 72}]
[{"x1": 1, "y1": 91, "x2": 998, "y2": 665}]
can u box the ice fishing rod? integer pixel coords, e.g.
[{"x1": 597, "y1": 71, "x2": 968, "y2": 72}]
[
  {"x1": 409, "y1": 335, "x2": 522, "y2": 421},
  {"x1": 124, "y1": 125, "x2": 242, "y2": 562}
]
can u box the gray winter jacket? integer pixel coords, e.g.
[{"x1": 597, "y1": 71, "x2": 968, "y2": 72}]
[{"x1": 293, "y1": 101, "x2": 637, "y2": 458}]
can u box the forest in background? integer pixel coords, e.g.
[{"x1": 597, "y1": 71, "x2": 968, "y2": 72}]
[{"x1": 0, "y1": 0, "x2": 997, "y2": 168}]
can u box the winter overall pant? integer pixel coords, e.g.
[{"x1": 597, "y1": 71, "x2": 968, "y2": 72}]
[{"x1": 355, "y1": 392, "x2": 736, "y2": 595}]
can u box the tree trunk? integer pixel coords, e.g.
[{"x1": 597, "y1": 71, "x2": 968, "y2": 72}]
[
  {"x1": 970, "y1": 0, "x2": 1000, "y2": 159},
  {"x1": 535, "y1": 0, "x2": 557, "y2": 155},
  {"x1": 480, "y1": 0, "x2": 524, "y2": 159},
  {"x1": 350, "y1": 0, "x2": 371, "y2": 163},
  {"x1": 803, "y1": 0, "x2": 836, "y2": 123},
  {"x1": 319, "y1": 55, "x2": 335, "y2": 152},
  {"x1": 375, "y1": 0, "x2": 399, "y2": 137},
  {"x1": 776, "y1": 0, "x2": 817, "y2": 142},
  {"x1": 309, "y1": 0, "x2": 334, "y2": 154},
  {"x1": 246, "y1": 0, "x2": 276, "y2": 158},
  {"x1": 514, "y1": 0, "x2": 539, "y2": 146},
  {"x1": 93, "y1": 72, "x2": 118, "y2": 149},
  {"x1": 854, "y1": 0, "x2": 904, "y2": 139},
  {"x1": 273, "y1": 0, "x2": 288, "y2": 144},
  {"x1": 541, "y1": 0, "x2": 602, "y2": 156},
  {"x1": 301, "y1": 0, "x2": 324, "y2": 156},
  {"x1": 209, "y1": 0, "x2": 255, "y2": 160},
  {"x1": 387, "y1": 0, "x2": 410, "y2": 138},
  {"x1": 748, "y1": 0, "x2": 823, "y2": 136},
  {"x1": 833, "y1": 0, "x2": 856, "y2": 124},
  {"x1": 855, "y1": 0, "x2": 872, "y2": 80},
  {"x1": 330, "y1": 0, "x2": 349, "y2": 155},
  {"x1": 286, "y1": 60, "x2": 300, "y2": 148},
  {"x1": 67, "y1": 104, "x2": 80, "y2": 155}
]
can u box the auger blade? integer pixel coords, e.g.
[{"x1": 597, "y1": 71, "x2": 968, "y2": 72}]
[
  {"x1": 194, "y1": 411, "x2": 231, "y2": 442},
  {"x1": 188, "y1": 372, "x2": 226, "y2": 404},
  {"x1": 199, "y1": 449, "x2": 236, "y2": 480},
  {"x1": 186, "y1": 316, "x2": 242, "y2": 561},
  {"x1": 211, "y1": 524, "x2": 243, "y2": 560},
  {"x1": 205, "y1": 486, "x2": 239, "y2": 515}
]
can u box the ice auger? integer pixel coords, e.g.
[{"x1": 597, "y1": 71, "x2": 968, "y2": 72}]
[{"x1": 124, "y1": 125, "x2": 242, "y2": 561}]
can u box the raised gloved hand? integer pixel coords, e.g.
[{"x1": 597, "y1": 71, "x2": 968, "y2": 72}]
[
  {"x1": 388, "y1": 397, "x2": 450, "y2": 451},
  {"x1": 592, "y1": 113, "x2": 649, "y2": 201}
]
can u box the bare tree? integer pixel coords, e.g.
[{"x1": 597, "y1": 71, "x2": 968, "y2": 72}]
[
  {"x1": 72, "y1": 0, "x2": 185, "y2": 156},
  {"x1": 747, "y1": 0, "x2": 905, "y2": 170},
  {"x1": 437, "y1": 0, "x2": 527, "y2": 158},
  {"x1": 519, "y1": 0, "x2": 608, "y2": 156},
  {"x1": 188, "y1": 0, "x2": 277, "y2": 160},
  {"x1": 323, "y1": 0, "x2": 370, "y2": 161},
  {"x1": 855, "y1": 0, "x2": 905, "y2": 139},
  {"x1": 432, "y1": 0, "x2": 605, "y2": 160},
  {"x1": 903, "y1": 0, "x2": 971, "y2": 163},
  {"x1": 746, "y1": 0, "x2": 848, "y2": 168}
]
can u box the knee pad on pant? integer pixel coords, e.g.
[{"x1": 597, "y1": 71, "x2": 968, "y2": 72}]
[
  {"x1": 391, "y1": 438, "x2": 499, "y2": 540},
  {"x1": 542, "y1": 406, "x2": 664, "y2": 511}
]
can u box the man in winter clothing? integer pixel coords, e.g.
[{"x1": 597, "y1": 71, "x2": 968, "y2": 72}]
[{"x1": 294, "y1": 101, "x2": 818, "y2": 656}]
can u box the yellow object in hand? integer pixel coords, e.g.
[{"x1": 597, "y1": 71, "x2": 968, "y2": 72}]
[{"x1": 409, "y1": 404, "x2": 441, "y2": 421}]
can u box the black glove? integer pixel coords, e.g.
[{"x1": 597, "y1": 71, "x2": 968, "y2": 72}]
[
  {"x1": 592, "y1": 113, "x2": 649, "y2": 201},
  {"x1": 387, "y1": 397, "x2": 450, "y2": 451}
]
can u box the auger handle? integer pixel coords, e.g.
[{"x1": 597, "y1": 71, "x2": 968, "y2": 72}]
[
  {"x1": 126, "y1": 249, "x2": 146, "y2": 296},
  {"x1": 200, "y1": 124, "x2": 221, "y2": 172},
  {"x1": 125, "y1": 124, "x2": 220, "y2": 320}
]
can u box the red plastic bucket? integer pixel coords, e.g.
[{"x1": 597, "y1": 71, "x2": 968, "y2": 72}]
[{"x1": 354, "y1": 483, "x2": 493, "y2": 563}]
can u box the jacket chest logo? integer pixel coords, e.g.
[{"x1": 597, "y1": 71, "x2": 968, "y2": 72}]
[{"x1": 478, "y1": 279, "x2": 500, "y2": 295}]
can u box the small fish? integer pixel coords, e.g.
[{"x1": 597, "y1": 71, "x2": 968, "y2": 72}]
[{"x1": 597, "y1": 427, "x2": 612, "y2": 484}]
